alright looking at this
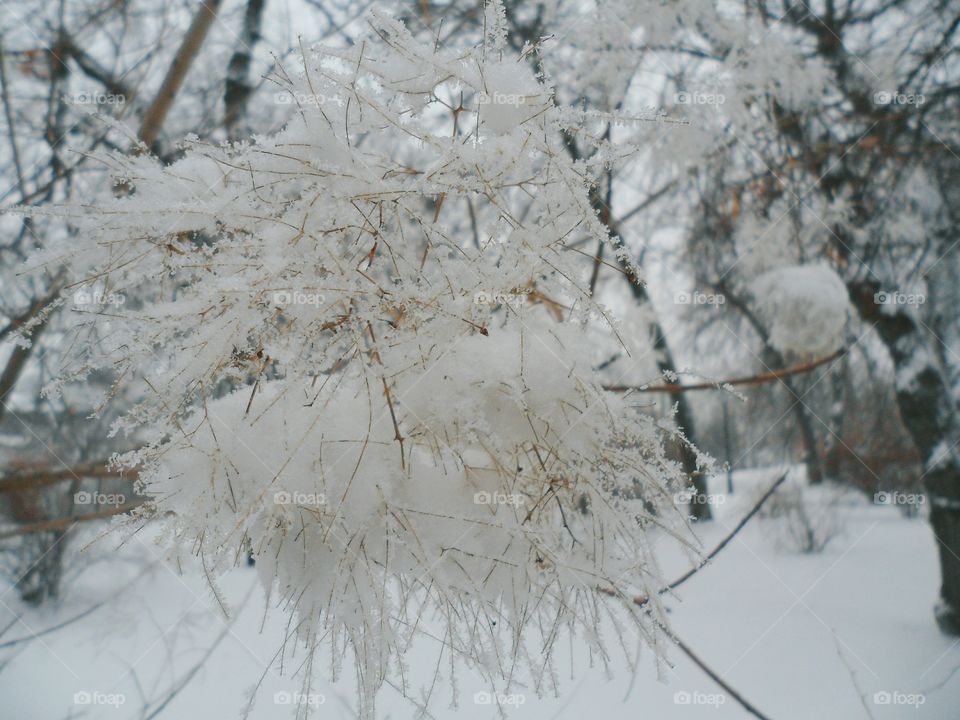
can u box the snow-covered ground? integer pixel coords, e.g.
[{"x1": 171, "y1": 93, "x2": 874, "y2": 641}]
[{"x1": 2, "y1": 466, "x2": 957, "y2": 719}]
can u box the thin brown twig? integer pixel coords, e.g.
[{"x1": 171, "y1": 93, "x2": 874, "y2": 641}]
[
  {"x1": 604, "y1": 349, "x2": 845, "y2": 394},
  {"x1": 367, "y1": 322, "x2": 405, "y2": 470}
]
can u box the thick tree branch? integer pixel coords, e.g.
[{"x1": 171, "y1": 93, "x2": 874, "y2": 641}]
[
  {"x1": 138, "y1": 0, "x2": 224, "y2": 149},
  {"x1": 0, "y1": 461, "x2": 138, "y2": 495},
  {"x1": 0, "y1": 501, "x2": 145, "y2": 540},
  {"x1": 0, "y1": 287, "x2": 64, "y2": 426}
]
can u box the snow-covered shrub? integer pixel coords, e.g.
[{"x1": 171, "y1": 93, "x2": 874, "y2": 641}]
[
  {"x1": 23, "y1": 8, "x2": 706, "y2": 715},
  {"x1": 758, "y1": 479, "x2": 850, "y2": 554},
  {"x1": 750, "y1": 264, "x2": 850, "y2": 357}
]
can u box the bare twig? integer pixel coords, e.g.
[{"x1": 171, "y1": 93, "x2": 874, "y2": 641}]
[
  {"x1": 0, "y1": 285, "x2": 63, "y2": 346},
  {"x1": 664, "y1": 471, "x2": 790, "y2": 594},
  {"x1": 604, "y1": 349, "x2": 845, "y2": 394},
  {"x1": 599, "y1": 472, "x2": 789, "y2": 606},
  {"x1": 61, "y1": 35, "x2": 134, "y2": 99},
  {"x1": 660, "y1": 622, "x2": 773, "y2": 720}
]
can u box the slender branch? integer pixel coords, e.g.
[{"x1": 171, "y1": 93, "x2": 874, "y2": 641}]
[
  {"x1": 143, "y1": 586, "x2": 249, "y2": 719},
  {"x1": 601, "y1": 474, "x2": 789, "y2": 720},
  {"x1": 663, "y1": 471, "x2": 789, "y2": 594},
  {"x1": 599, "y1": 472, "x2": 789, "y2": 606},
  {"x1": 0, "y1": 501, "x2": 145, "y2": 539},
  {"x1": 61, "y1": 35, "x2": 133, "y2": 98},
  {"x1": 0, "y1": 285, "x2": 63, "y2": 345},
  {"x1": 614, "y1": 177, "x2": 680, "y2": 226},
  {"x1": 604, "y1": 349, "x2": 845, "y2": 394},
  {"x1": 0, "y1": 601, "x2": 104, "y2": 649},
  {"x1": 661, "y1": 623, "x2": 773, "y2": 720},
  {"x1": 0, "y1": 290, "x2": 65, "y2": 425},
  {"x1": 0, "y1": 563, "x2": 154, "y2": 648}
]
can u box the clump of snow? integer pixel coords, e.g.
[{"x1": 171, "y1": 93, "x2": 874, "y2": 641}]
[
  {"x1": 476, "y1": 60, "x2": 552, "y2": 135},
  {"x1": 750, "y1": 264, "x2": 849, "y2": 357},
  {"x1": 143, "y1": 324, "x2": 691, "y2": 715},
  {"x1": 29, "y1": 10, "x2": 701, "y2": 716}
]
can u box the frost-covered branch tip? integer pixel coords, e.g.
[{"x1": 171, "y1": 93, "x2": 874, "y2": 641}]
[{"x1": 23, "y1": 10, "x2": 706, "y2": 715}]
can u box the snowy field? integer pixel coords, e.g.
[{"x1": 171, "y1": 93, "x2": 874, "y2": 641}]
[{"x1": 2, "y1": 467, "x2": 956, "y2": 719}]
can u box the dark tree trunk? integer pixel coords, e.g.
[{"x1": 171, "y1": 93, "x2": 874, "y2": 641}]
[
  {"x1": 779, "y1": 372, "x2": 824, "y2": 484},
  {"x1": 664, "y1": 339, "x2": 712, "y2": 520},
  {"x1": 607, "y1": 229, "x2": 711, "y2": 519},
  {"x1": 929, "y1": 466, "x2": 960, "y2": 634},
  {"x1": 504, "y1": 3, "x2": 711, "y2": 520},
  {"x1": 851, "y1": 280, "x2": 960, "y2": 634},
  {"x1": 224, "y1": 0, "x2": 266, "y2": 140},
  {"x1": 9, "y1": 487, "x2": 66, "y2": 605}
]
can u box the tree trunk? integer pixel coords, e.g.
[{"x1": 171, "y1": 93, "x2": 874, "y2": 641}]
[
  {"x1": 224, "y1": 0, "x2": 266, "y2": 140},
  {"x1": 929, "y1": 466, "x2": 960, "y2": 634},
  {"x1": 506, "y1": 5, "x2": 711, "y2": 520},
  {"x1": 614, "y1": 266, "x2": 711, "y2": 519},
  {"x1": 139, "y1": 0, "x2": 224, "y2": 150},
  {"x1": 785, "y1": 373, "x2": 824, "y2": 485},
  {"x1": 851, "y1": 280, "x2": 960, "y2": 634},
  {"x1": 721, "y1": 286, "x2": 825, "y2": 484}
]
